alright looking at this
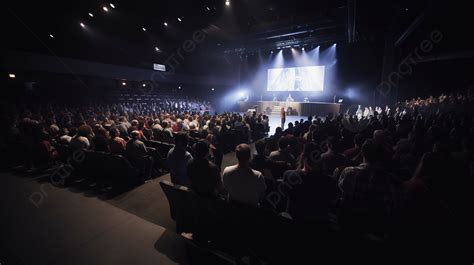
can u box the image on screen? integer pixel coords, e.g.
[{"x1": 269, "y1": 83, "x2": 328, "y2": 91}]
[{"x1": 267, "y1": 66, "x2": 325, "y2": 91}]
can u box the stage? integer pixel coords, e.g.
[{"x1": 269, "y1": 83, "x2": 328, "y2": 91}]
[
  {"x1": 239, "y1": 100, "x2": 341, "y2": 117},
  {"x1": 267, "y1": 114, "x2": 306, "y2": 135}
]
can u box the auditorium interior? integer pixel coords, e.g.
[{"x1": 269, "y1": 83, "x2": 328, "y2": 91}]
[{"x1": 1, "y1": 1, "x2": 473, "y2": 264}]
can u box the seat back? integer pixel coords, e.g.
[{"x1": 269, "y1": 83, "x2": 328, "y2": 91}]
[
  {"x1": 159, "y1": 180, "x2": 195, "y2": 233},
  {"x1": 104, "y1": 154, "x2": 140, "y2": 184},
  {"x1": 76, "y1": 150, "x2": 108, "y2": 180}
]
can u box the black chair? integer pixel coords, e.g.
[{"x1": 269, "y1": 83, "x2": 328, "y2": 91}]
[
  {"x1": 146, "y1": 146, "x2": 167, "y2": 173},
  {"x1": 159, "y1": 180, "x2": 195, "y2": 233},
  {"x1": 104, "y1": 154, "x2": 140, "y2": 185}
]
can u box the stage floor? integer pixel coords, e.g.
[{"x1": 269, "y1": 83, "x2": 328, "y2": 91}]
[{"x1": 268, "y1": 114, "x2": 306, "y2": 135}]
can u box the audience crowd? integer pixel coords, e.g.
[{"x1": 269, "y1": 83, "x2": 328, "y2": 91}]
[{"x1": 2, "y1": 88, "x2": 473, "y2": 262}]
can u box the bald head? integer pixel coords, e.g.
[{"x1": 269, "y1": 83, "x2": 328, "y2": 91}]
[{"x1": 235, "y1": 144, "x2": 251, "y2": 165}]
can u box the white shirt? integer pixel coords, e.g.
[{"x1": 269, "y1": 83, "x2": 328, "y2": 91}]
[{"x1": 222, "y1": 165, "x2": 266, "y2": 206}]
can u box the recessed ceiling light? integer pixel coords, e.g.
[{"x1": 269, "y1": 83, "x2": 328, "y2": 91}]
[
  {"x1": 163, "y1": 22, "x2": 168, "y2": 26},
  {"x1": 49, "y1": 34, "x2": 54, "y2": 38},
  {"x1": 88, "y1": 12, "x2": 94, "y2": 17},
  {"x1": 177, "y1": 17, "x2": 182, "y2": 22},
  {"x1": 211, "y1": 88, "x2": 215, "y2": 91},
  {"x1": 102, "y1": 6, "x2": 109, "y2": 12},
  {"x1": 206, "y1": 6, "x2": 210, "y2": 10},
  {"x1": 122, "y1": 82, "x2": 126, "y2": 86},
  {"x1": 155, "y1": 47, "x2": 160, "y2": 52},
  {"x1": 110, "y1": 3, "x2": 115, "y2": 8},
  {"x1": 142, "y1": 27, "x2": 146, "y2": 32},
  {"x1": 80, "y1": 22, "x2": 85, "y2": 28},
  {"x1": 142, "y1": 83, "x2": 146, "y2": 87},
  {"x1": 9, "y1": 74, "x2": 16, "y2": 79},
  {"x1": 225, "y1": 0, "x2": 230, "y2": 6}
]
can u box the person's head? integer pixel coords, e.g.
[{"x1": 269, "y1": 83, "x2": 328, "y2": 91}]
[
  {"x1": 255, "y1": 139, "x2": 266, "y2": 155},
  {"x1": 275, "y1": 127, "x2": 283, "y2": 135},
  {"x1": 301, "y1": 142, "x2": 322, "y2": 171},
  {"x1": 78, "y1": 125, "x2": 93, "y2": 138},
  {"x1": 193, "y1": 140, "x2": 209, "y2": 159},
  {"x1": 174, "y1": 132, "x2": 188, "y2": 147},
  {"x1": 361, "y1": 139, "x2": 380, "y2": 164},
  {"x1": 59, "y1": 127, "x2": 69, "y2": 136},
  {"x1": 109, "y1": 127, "x2": 120, "y2": 138},
  {"x1": 288, "y1": 122, "x2": 294, "y2": 128},
  {"x1": 96, "y1": 127, "x2": 109, "y2": 138},
  {"x1": 130, "y1": 130, "x2": 140, "y2": 140},
  {"x1": 278, "y1": 136, "x2": 289, "y2": 150},
  {"x1": 49, "y1": 124, "x2": 59, "y2": 137},
  {"x1": 354, "y1": 133, "x2": 364, "y2": 148},
  {"x1": 235, "y1": 144, "x2": 251, "y2": 166}
]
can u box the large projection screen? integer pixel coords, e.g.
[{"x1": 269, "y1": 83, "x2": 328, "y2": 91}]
[{"x1": 267, "y1": 66, "x2": 325, "y2": 91}]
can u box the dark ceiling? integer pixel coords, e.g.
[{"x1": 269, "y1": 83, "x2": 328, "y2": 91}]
[{"x1": 3, "y1": 0, "x2": 467, "y2": 76}]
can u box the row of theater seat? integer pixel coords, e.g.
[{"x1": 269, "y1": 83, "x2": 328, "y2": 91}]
[
  {"x1": 159, "y1": 180, "x2": 378, "y2": 264},
  {"x1": 55, "y1": 144, "x2": 145, "y2": 187}
]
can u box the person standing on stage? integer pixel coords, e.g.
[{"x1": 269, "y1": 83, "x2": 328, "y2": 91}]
[{"x1": 280, "y1": 107, "x2": 286, "y2": 129}]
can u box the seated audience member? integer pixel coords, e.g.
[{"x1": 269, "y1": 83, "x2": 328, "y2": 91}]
[
  {"x1": 161, "y1": 121, "x2": 174, "y2": 142},
  {"x1": 343, "y1": 133, "x2": 364, "y2": 160},
  {"x1": 338, "y1": 139, "x2": 401, "y2": 234},
  {"x1": 283, "y1": 122, "x2": 295, "y2": 136},
  {"x1": 109, "y1": 128, "x2": 127, "y2": 155},
  {"x1": 37, "y1": 131, "x2": 58, "y2": 166},
  {"x1": 167, "y1": 132, "x2": 193, "y2": 186},
  {"x1": 222, "y1": 144, "x2": 266, "y2": 206},
  {"x1": 126, "y1": 130, "x2": 148, "y2": 166},
  {"x1": 250, "y1": 139, "x2": 272, "y2": 173},
  {"x1": 283, "y1": 142, "x2": 338, "y2": 223},
  {"x1": 303, "y1": 124, "x2": 316, "y2": 141},
  {"x1": 187, "y1": 140, "x2": 223, "y2": 198},
  {"x1": 320, "y1": 137, "x2": 347, "y2": 176},
  {"x1": 269, "y1": 136, "x2": 296, "y2": 167},
  {"x1": 57, "y1": 128, "x2": 72, "y2": 144},
  {"x1": 92, "y1": 127, "x2": 110, "y2": 152},
  {"x1": 70, "y1": 126, "x2": 91, "y2": 149}
]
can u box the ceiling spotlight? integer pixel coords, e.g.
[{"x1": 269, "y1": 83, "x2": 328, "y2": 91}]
[
  {"x1": 405, "y1": 8, "x2": 409, "y2": 11},
  {"x1": 178, "y1": 86, "x2": 181, "y2": 89},
  {"x1": 102, "y1": 6, "x2": 109, "y2": 12},
  {"x1": 122, "y1": 82, "x2": 126, "y2": 86},
  {"x1": 142, "y1": 27, "x2": 146, "y2": 32},
  {"x1": 88, "y1": 12, "x2": 94, "y2": 17},
  {"x1": 109, "y1": 3, "x2": 115, "y2": 8},
  {"x1": 206, "y1": 6, "x2": 210, "y2": 10},
  {"x1": 163, "y1": 22, "x2": 168, "y2": 26},
  {"x1": 155, "y1": 47, "x2": 160, "y2": 52},
  {"x1": 80, "y1": 22, "x2": 85, "y2": 28},
  {"x1": 211, "y1": 88, "x2": 215, "y2": 91},
  {"x1": 8, "y1": 74, "x2": 16, "y2": 79},
  {"x1": 225, "y1": 0, "x2": 230, "y2": 6},
  {"x1": 177, "y1": 17, "x2": 182, "y2": 22},
  {"x1": 49, "y1": 34, "x2": 54, "y2": 38},
  {"x1": 338, "y1": 99, "x2": 344, "y2": 103},
  {"x1": 142, "y1": 83, "x2": 146, "y2": 87},
  {"x1": 302, "y1": 47, "x2": 305, "y2": 51}
]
